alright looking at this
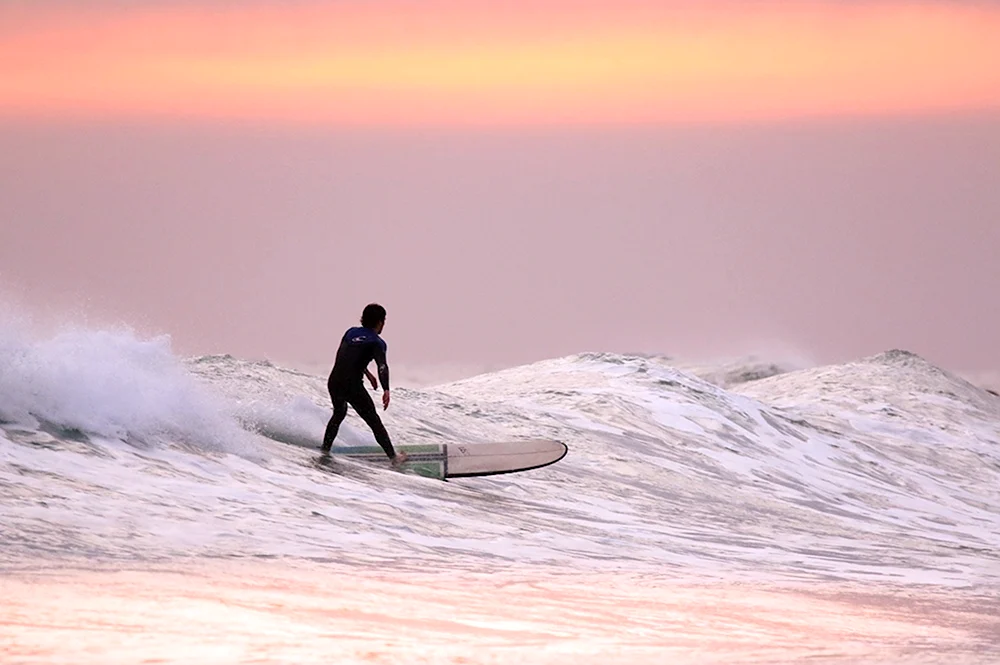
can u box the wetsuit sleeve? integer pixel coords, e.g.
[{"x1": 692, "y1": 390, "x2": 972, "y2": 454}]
[{"x1": 373, "y1": 341, "x2": 390, "y2": 391}]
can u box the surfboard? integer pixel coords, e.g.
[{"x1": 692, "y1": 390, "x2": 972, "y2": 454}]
[{"x1": 329, "y1": 439, "x2": 568, "y2": 480}]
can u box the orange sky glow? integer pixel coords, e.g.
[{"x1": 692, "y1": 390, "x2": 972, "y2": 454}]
[{"x1": 2, "y1": 1, "x2": 1000, "y2": 126}]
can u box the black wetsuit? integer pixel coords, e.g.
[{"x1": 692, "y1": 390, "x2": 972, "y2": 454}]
[{"x1": 321, "y1": 326, "x2": 395, "y2": 458}]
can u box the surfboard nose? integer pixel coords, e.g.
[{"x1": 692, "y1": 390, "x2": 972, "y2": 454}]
[{"x1": 445, "y1": 438, "x2": 568, "y2": 478}]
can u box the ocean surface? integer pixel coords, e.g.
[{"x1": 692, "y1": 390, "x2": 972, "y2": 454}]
[{"x1": 1, "y1": 324, "x2": 998, "y2": 664}]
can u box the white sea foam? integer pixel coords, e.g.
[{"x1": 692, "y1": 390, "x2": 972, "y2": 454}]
[
  {"x1": 1, "y1": 323, "x2": 999, "y2": 592},
  {"x1": 0, "y1": 320, "x2": 255, "y2": 453}
]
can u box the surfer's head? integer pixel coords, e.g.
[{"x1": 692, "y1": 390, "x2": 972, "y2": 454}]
[{"x1": 361, "y1": 303, "x2": 386, "y2": 332}]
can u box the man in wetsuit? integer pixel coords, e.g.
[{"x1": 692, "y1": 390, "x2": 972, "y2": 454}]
[{"x1": 321, "y1": 304, "x2": 408, "y2": 467}]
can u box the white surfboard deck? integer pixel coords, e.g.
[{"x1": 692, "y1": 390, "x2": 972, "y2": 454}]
[{"x1": 329, "y1": 439, "x2": 568, "y2": 480}]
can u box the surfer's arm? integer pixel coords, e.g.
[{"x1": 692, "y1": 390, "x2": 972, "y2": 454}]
[
  {"x1": 373, "y1": 344, "x2": 390, "y2": 392},
  {"x1": 365, "y1": 368, "x2": 378, "y2": 390},
  {"x1": 373, "y1": 343, "x2": 390, "y2": 410}
]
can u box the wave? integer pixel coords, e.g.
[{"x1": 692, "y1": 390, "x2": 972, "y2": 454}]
[{"x1": 1, "y1": 322, "x2": 998, "y2": 587}]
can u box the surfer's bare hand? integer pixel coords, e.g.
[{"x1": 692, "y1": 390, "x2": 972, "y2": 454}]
[
  {"x1": 382, "y1": 390, "x2": 391, "y2": 410},
  {"x1": 391, "y1": 451, "x2": 408, "y2": 467}
]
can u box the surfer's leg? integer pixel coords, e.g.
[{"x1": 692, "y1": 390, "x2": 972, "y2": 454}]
[
  {"x1": 322, "y1": 388, "x2": 349, "y2": 452},
  {"x1": 348, "y1": 386, "x2": 397, "y2": 460}
]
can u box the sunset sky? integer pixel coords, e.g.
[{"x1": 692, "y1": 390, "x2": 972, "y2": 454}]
[
  {"x1": 3, "y1": 1, "x2": 1000, "y2": 125},
  {"x1": 2, "y1": 1, "x2": 999, "y2": 380}
]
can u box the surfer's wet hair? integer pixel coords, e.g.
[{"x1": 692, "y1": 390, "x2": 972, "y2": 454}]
[{"x1": 361, "y1": 303, "x2": 386, "y2": 328}]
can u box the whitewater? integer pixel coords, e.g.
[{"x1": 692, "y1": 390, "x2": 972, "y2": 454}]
[{"x1": 1, "y1": 323, "x2": 998, "y2": 664}]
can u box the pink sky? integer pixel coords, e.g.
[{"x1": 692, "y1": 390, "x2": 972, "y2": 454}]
[{"x1": 1, "y1": 1, "x2": 999, "y2": 377}]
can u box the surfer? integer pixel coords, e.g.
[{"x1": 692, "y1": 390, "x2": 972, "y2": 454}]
[{"x1": 321, "y1": 304, "x2": 408, "y2": 467}]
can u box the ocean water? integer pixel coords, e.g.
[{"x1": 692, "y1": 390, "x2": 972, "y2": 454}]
[{"x1": 1, "y1": 323, "x2": 998, "y2": 664}]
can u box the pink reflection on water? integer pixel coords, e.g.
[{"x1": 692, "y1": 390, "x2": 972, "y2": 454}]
[{"x1": 2, "y1": 562, "x2": 997, "y2": 664}]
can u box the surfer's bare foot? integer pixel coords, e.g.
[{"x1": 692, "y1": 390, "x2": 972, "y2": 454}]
[{"x1": 391, "y1": 451, "x2": 409, "y2": 467}]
